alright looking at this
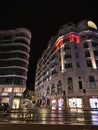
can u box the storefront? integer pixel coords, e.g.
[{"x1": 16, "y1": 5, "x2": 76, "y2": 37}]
[
  {"x1": 89, "y1": 97, "x2": 98, "y2": 109},
  {"x1": 12, "y1": 98, "x2": 20, "y2": 109},
  {"x1": 51, "y1": 99, "x2": 57, "y2": 110},
  {"x1": 68, "y1": 97, "x2": 82, "y2": 111},
  {"x1": 58, "y1": 97, "x2": 64, "y2": 110},
  {"x1": 0, "y1": 97, "x2": 9, "y2": 103},
  {"x1": 51, "y1": 97, "x2": 65, "y2": 110}
]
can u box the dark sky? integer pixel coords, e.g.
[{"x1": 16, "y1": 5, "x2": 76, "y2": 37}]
[{"x1": 0, "y1": 0, "x2": 97, "y2": 89}]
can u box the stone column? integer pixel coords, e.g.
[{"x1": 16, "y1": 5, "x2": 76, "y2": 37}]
[{"x1": 82, "y1": 95, "x2": 91, "y2": 111}]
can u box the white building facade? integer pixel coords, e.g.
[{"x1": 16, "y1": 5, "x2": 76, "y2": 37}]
[{"x1": 35, "y1": 19, "x2": 98, "y2": 111}]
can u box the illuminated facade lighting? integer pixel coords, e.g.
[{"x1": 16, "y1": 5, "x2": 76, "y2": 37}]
[
  {"x1": 35, "y1": 19, "x2": 98, "y2": 111},
  {"x1": 68, "y1": 34, "x2": 81, "y2": 43}
]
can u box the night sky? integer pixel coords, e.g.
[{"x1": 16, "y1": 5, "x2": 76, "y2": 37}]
[{"x1": 0, "y1": 0, "x2": 97, "y2": 90}]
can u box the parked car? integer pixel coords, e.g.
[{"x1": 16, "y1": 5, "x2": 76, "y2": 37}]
[{"x1": 0, "y1": 103, "x2": 11, "y2": 112}]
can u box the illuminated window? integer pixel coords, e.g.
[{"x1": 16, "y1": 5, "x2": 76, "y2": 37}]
[
  {"x1": 14, "y1": 88, "x2": 24, "y2": 92},
  {"x1": 12, "y1": 98, "x2": 20, "y2": 109},
  {"x1": 4, "y1": 88, "x2": 12, "y2": 92},
  {"x1": 2, "y1": 98, "x2": 9, "y2": 103}
]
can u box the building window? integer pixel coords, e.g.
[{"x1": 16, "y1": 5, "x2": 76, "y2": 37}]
[
  {"x1": 92, "y1": 41, "x2": 98, "y2": 47},
  {"x1": 76, "y1": 62, "x2": 80, "y2": 67},
  {"x1": 67, "y1": 77, "x2": 73, "y2": 90},
  {"x1": 86, "y1": 60, "x2": 92, "y2": 67},
  {"x1": 88, "y1": 75, "x2": 96, "y2": 89},
  {"x1": 64, "y1": 45, "x2": 71, "y2": 50},
  {"x1": 85, "y1": 51, "x2": 90, "y2": 57},
  {"x1": 75, "y1": 52, "x2": 79, "y2": 58},
  {"x1": 65, "y1": 63, "x2": 73, "y2": 68},
  {"x1": 42, "y1": 85, "x2": 44, "y2": 89},
  {"x1": 47, "y1": 86, "x2": 50, "y2": 95},
  {"x1": 64, "y1": 52, "x2": 72, "y2": 59},
  {"x1": 51, "y1": 69, "x2": 57, "y2": 75},
  {"x1": 83, "y1": 42, "x2": 88, "y2": 48},
  {"x1": 94, "y1": 50, "x2": 98, "y2": 56},
  {"x1": 58, "y1": 80, "x2": 62, "y2": 84},
  {"x1": 51, "y1": 84, "x2": 55, "y2": 94},
  {"x1": 2, "y1": 34, "x2": 12, "y2": 41},
  {"x1": 13, "y1": 88, "x2": 24, "y2": 92},
  {"x1": 57, "y1": 80, "x2": 62, "y2": 94},
  {"x1": 4, "y1": 88, "x2": 12, "y2": 92},
  {"x1": 78, "y1": 81, "x2": 83, "y2": 89},
  {"x1": 96, "y1": 60, "x2": 98, "y2": 67}
]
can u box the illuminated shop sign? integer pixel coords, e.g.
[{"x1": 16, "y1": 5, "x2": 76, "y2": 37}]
[
  {"x1": 2, "y1": 93, "x2": 8, "y2": 96},
  {"x1": 55, "y1": 34, "x2": 80, "y2": 50},
  {"x1": 68, "y1": 34, "x2": 80, "y2": 44}
]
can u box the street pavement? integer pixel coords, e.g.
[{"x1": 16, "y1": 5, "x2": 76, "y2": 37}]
[{"x1": 0, "y1": 108, "x2": 98, "y2": 130}]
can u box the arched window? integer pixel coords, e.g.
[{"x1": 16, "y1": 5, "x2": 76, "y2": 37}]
[
  {"x1": 58, "y1": 80, "x2": 62, "y2": 85},
  {"x1": 47, "y1": 86, "x2": 50, "y2": 95},
  {"x1": 64, "y1": 44, "x2": 71, "y2": 50},
  {"x1": 67, "y1": 77, "x2": 73, "y2": 90},
  {"x1": 51, "y1": 84, "x2": 55, "y2": 94},
  {"x1": 64, "y1": 52, "x2": 72, "y2": 59},
  {"x1": 89, "y1": 75, "x2": 96, "y2": 89},
  {"x1": 57, "y1": 80, "x2": 62, "y2": 94}
]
